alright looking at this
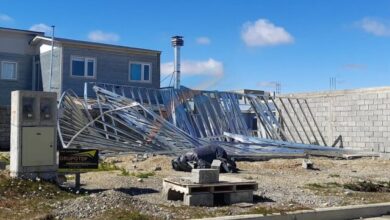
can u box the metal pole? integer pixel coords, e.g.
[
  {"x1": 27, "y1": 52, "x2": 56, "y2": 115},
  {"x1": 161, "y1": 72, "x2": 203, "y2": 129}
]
[
  {"x1": 171, "y1": 36, "x2": 183, "y2": 89},
  {"x1": 174, "y1": 46, "x2": 181, "y2": 89},
  {"x1": 49, "y1": 25, "x2": 55, "y2": 90}
]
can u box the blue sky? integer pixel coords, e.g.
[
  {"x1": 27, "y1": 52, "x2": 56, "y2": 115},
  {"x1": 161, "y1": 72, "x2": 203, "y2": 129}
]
[{"x1": 1, "y1": 0, "x2": 390, "y2": 93}]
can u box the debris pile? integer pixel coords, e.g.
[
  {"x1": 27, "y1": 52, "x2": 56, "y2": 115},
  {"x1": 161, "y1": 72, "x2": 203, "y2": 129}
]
[{"x1": 57, "y1": 83, "x2": 356, "y2": 157}]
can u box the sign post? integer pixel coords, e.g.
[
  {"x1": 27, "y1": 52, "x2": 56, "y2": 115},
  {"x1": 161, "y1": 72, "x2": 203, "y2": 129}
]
[
  {"x1": 59, "y1": 149, "x2": 99, "y2": 170},
  {"x1": 59, "y1": 149, "x2": 99, "y2": 189}
]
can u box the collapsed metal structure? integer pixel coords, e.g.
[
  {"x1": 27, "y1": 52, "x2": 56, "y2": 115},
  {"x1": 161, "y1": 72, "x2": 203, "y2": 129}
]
[{"x1": 57, "y1": 83, "x2": 345, "y2": 156}]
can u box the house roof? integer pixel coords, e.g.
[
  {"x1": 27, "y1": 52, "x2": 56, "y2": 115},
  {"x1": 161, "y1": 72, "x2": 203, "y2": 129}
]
[
  {"x1": 31, "y1": 36, "x2": 161, "y2": 55},
  {"x1": 0, "y1": 27, "x2": 44, "y2": 35}
]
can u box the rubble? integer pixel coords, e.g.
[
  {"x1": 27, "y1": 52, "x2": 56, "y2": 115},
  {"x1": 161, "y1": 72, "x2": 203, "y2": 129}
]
[{"x1": 57, "y1": 83, "x2": 361, "y2": 158}]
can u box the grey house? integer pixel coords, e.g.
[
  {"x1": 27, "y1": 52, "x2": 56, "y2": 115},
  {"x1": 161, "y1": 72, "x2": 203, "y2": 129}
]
[
  {"x1": 0, "y1": 27, "x2": 161, "y2": 105},
  {"x1": 0, "y1": 26, "x2": 161, "y2": 149}
]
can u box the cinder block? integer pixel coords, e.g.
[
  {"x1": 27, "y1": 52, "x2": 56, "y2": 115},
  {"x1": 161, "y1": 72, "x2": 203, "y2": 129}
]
[
  {"x1": 224, "y1": 191, "x2": 253, "y2": 204},
  {"x1": 211, "y1": 160, "x2": 222, "y2": 170},
  {"x1": 378, "y1": 93, "x2": 387, "y2": 99},
  {"x1": 191, "y1": 169, "x2": 219, "y2": 184},
  {"x1": 184, "y1": 193, "x2": 214, "y2": 206}
]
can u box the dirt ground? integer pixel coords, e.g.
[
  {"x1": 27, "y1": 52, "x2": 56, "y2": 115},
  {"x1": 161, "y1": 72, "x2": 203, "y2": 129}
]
[
  {"x1": 2, "y1": 153, "x2": 390, "y2": 219},
  {"x1": 79, "y1": 155, "x2": 390, "y2": 218}
]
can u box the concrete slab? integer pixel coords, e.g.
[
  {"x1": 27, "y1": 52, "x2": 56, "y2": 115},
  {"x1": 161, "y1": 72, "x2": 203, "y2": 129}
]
[
  {"x1": 193, "y1": 202, "x2": 390, "y2": 220},
  {"x1": 191, "y1": 169, "x2": 219, "y2": 184}
]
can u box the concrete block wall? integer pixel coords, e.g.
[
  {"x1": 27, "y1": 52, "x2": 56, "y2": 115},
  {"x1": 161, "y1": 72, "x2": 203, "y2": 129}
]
[
  {"x1": 284, "y1": 87, "x2": 390, "y2": 153},
  {"x1": 0, "y1": 106, "x2": 10, "y2": 150}
]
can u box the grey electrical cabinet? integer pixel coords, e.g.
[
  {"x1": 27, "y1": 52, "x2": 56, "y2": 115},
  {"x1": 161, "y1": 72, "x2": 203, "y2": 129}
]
[{"x1": 10, "y1": 91, "x2": 58, "y2": 180}]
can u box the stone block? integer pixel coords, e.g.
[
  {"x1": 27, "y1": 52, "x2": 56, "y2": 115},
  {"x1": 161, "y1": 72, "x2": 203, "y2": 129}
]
[
  {"x1": 384, "y1": 110, "x2": 390, "y2": 115},
  {"x1": 191, "y1": 169, "x2": 219, "y2": 184},
  {"x1": 378, "y1": 104, "x2": 387, "y2": 109},
  {"x1": 184, "y1": 193, "x2": 214, "y2": 206},
  {"x1": 378, "y1": 93, "x2": 388, "y2": 99},
  {"x1": 224, "y1": 191, "x2": 253, "y2": 204},
  {"x1": 211, "y1": 160, "x2": 222, "y2": 170}
]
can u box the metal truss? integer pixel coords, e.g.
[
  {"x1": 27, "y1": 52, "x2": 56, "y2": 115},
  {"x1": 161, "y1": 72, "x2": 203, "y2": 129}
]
[{"x1": 57, "y1": 83, "x2": 345, "y2": 156}]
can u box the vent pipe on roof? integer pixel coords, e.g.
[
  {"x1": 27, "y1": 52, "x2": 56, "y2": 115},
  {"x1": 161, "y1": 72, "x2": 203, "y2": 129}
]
[{"x1": 171, "y1": 36, "x2": 184, "y2": 89}]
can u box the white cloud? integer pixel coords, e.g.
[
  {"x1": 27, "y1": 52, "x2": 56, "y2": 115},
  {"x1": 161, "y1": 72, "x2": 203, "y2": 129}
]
[
  {"x1": 257, "y1": 81, "x2": 278, "y2": 88},
  {"x1": 357, "y1": 17, "x2": 390, "y2": 37},
  {"x1": 0, "y1": 13, "x2": 13, "y2": 22},
  {"x1": 196, "y1": 37, "x2": 211, "y2": 45},
  {"x1": 161, "y1": 58, "x2": 223, "y2": 76},
  {"x1": 241, "y1": 19, "x2": 294, "y2": 47},
  {"x1": 342, "y1": 63, "x2": 366, "y2": 70},
  {"x1": 88, "y1": 30, "x2": 120, "y2": 43},
  {"x1": 29, "y1": 23, "x2": 52, "y2": 34}
]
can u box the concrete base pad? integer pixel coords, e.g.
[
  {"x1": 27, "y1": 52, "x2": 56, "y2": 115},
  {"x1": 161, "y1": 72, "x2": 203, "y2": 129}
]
[{"x1": 10, "y1": 171, "x2": 57, "y2": 181}]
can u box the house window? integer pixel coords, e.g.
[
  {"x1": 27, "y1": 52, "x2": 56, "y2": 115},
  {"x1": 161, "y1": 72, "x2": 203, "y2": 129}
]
[
  {"x1": 129, "y1": 62, "x2": 151, "y2": 82},
  {"x1": 1, "y1": 61, "x2": 17, "y2": 80},
  {"x1": 71, "y1": 56, "x2": 96, "y2": 77}
]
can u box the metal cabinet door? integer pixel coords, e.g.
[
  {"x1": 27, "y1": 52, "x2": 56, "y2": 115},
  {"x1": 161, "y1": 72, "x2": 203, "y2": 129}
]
[{"x1": 22, "y1": 127, "x2": 55, "y2": 166}]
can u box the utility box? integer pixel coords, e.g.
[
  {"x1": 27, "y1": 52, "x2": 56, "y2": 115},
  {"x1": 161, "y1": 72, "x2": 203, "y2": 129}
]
[{"x1": 10, "y1": 91, "x2": 57, "y2": 180}]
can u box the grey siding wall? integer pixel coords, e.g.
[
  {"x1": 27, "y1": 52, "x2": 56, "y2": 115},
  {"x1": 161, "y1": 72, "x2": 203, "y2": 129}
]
[
  {"x1": 283, "y1": 87, "x2": 390, "y2": 153},
  {"x1": 0, "y1": 52, "x2": 33, "y2": 105},
  {"x1": 61, "y1": 46, "x2": 160, "y2": 96},
  {"x1": 0, "y1": 106, "x2": 10, "y2": 150},
  {"x1": 0, "y1": 31, "x2": 37, "y2": 55},
  {"x1": 0, "y1": 30, "x2": 37, "y2": 106}
]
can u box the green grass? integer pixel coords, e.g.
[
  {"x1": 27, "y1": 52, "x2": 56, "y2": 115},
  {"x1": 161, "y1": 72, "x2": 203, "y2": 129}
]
[
  {"x1": 247, "y1": 206, "x2": 309, "y2": 216},
  {"x1": 97, "y1": 208, "x2": 158, "y2": 220},
  {"x1": 131, "y1": 171, "x2": 155, "y2": 179},
  {"x1": 98, "y1": 161, "x2": 120, "y2": 171},
  {"x1": 329, "y1": 174, "x2": 340, "y2": 178},
  {"x1": 0, "y1": 172, "x2": 78, "y2": 219},
  {"x1": 0, "y1": 154, "x2": 10, "y2": 165},
  {"x1": 160, "y1": 205, "x2": 231, "y2": 219},
  {"x1": 343, "y1": 181, "x2": 390, "y2": 192},
  {"x1": 118, "y1": 168, "x2": 154, "y2": 178},
  {"x1": 305, "y1": 182, "x2": 342, "y2": 189},
  {"x1": 65, "y1": 175, "x2": 75, "y2": 180},
  {"x1": 120, "y1": 168, "x2": 130, "y2": 176}
]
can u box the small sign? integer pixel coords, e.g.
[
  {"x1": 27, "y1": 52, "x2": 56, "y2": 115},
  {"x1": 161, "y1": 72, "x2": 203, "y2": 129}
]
[{"x1": 59, "y1": 149, "x2": 99, "y2": 169}]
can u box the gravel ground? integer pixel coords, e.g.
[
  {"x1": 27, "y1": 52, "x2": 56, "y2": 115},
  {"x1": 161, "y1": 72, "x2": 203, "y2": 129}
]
[
  {"x1": 53, "y1": 189, "x2": 173, "y2": 219},
  {"x1": 50, "y1": 154, "x2": 390, "y2": 219}
]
